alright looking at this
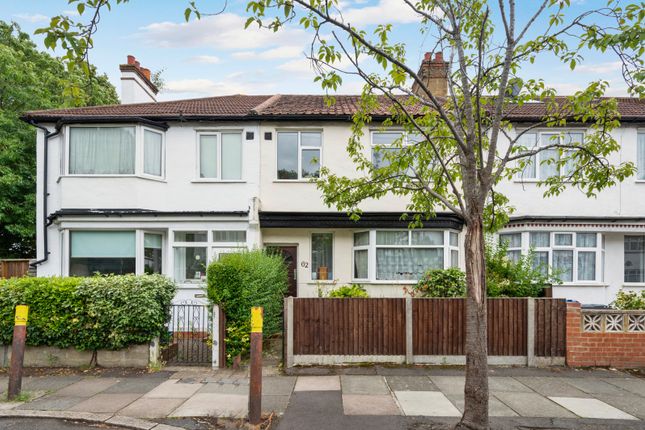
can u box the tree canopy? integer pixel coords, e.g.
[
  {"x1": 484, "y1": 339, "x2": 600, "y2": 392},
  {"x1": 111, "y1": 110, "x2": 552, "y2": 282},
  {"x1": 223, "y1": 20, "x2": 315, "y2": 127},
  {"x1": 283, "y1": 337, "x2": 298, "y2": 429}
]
[{"x1": 0, "y1": 21, "x2": 118, "y2": 257}]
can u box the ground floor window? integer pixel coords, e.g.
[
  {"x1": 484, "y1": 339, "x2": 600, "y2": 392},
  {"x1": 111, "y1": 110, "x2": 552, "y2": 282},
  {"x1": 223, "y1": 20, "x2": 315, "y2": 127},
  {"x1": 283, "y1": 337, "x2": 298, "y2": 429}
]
[
  {"x1": 352, "y1": 230, "x2": 459, "y2": 282},
  {"x1": 311, "y1": 233, "x2": 333, "y2": 280},
  {"x1": 144, "y1": 233, "x2": 163, "y2": 274},
  {"x1": 625, "y1": 235, "x2": 645, "y2": 283},
  {"x1": 69, "y1": 231, "x2": 136, "y2": 276},
  {"x1": 499, "y1": 231, "x2": 602, "y2": 283}
]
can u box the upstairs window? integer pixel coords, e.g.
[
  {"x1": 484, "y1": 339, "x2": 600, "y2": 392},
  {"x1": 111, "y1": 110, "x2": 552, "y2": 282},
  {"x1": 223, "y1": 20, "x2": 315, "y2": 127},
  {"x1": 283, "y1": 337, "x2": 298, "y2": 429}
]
[
  {"x1": 371, "y1": 131, "x2": 423, "y2": 169},
  {"x1": 69, "y1": 127, "x2": 136, "y2": 175},
  {"x1": 198, "y1": 132, "x2": 243, "y2": 180},
  {"x1": 516, "y1": 131, "x2": 582, "y2": 180},
  {"x1": 144, "y1": 130, "x2": 163, "y2": 176},
  {"x1": 277, "y1": 131, "x2": 321, "y2": 180}
]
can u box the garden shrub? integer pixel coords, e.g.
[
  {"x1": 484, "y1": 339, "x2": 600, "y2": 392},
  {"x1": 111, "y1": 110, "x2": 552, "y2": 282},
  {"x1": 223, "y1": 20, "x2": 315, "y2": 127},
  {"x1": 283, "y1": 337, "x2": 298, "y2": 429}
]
[
  {"x1": 0, "y1": 274, "x2": 175, "y2": 351},
  {"x1": 413, "y1": 268, "x2": 466, "y2": 297},
  {"x1": 328, "y1": 284, "x2": 369, "y2": 298},
  {"x1": 612, "y1": 290, "x2": 645, "y2": 310},
  {"x1": 207, "y1": 250, "x2": 288, "y2": 364}
]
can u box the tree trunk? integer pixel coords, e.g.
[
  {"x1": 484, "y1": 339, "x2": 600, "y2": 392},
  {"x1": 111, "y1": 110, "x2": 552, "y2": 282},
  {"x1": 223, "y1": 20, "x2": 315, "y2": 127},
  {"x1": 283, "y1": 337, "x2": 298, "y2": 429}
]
[{"x1": 456, "y1": 216, "x2": 489, "y2": 430}]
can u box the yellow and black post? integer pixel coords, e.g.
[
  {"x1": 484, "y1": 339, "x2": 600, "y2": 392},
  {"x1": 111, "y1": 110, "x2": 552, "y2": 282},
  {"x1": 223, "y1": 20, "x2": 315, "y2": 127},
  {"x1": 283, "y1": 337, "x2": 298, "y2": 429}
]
[
  {"x1": 8, "y1": 305, "x2": 29, "y2": 400},
  {"x1": 248, "y1": 306, "x2": 263, "y2": 425}
]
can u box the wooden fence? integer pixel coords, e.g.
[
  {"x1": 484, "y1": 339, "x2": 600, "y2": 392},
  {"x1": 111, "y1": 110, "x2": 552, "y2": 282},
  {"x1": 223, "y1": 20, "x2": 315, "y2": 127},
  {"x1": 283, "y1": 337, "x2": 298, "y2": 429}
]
[
  {"x1": 0, "y1": 259, "x2": 31, "y2": 279},
  {"x1": 284, "y1": 297, "x2": 566, "y2": 367}
]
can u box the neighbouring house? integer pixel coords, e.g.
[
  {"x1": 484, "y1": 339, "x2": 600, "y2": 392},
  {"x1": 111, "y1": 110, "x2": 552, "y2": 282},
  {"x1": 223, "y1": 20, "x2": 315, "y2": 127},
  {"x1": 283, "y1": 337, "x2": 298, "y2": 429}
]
[{"x1": 21, "y1": 54, "x2": 645, "y2": 305}]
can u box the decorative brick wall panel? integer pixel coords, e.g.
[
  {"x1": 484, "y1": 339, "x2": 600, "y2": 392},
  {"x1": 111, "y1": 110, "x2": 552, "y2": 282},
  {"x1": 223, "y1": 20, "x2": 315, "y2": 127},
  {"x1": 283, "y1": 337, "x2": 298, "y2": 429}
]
[{"x1": 566, "y1": 302, "x2": 645, "y2": 368}]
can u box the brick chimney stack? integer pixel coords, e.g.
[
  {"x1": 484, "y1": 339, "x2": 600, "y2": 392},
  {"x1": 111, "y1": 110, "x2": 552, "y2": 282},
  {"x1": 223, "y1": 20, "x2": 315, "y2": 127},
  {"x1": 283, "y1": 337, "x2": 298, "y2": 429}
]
[
  {"x1": 412, "y1": 52, "x2": 449, "y2": 98},
  {"x1": 119, "y1": 55, "x2": 158, "y2": 104}
]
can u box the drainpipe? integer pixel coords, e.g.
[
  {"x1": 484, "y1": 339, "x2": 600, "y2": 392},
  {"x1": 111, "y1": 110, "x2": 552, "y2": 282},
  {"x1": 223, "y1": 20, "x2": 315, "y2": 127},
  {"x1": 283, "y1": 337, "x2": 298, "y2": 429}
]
[{"x1": 27, "y1": 120, "x2": 62, "y2": 268}]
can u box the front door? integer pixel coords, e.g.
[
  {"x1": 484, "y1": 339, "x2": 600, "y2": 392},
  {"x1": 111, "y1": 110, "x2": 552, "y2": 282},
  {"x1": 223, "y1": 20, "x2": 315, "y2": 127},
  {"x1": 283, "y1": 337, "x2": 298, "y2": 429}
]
[{"x1": 268, "y1": 245, "x2": 298, "y2": 297}]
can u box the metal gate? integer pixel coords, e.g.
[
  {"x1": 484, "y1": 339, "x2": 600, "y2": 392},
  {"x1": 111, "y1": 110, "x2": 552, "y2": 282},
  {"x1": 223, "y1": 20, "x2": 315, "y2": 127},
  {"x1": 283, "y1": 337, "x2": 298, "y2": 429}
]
[{"x1": 162, "y1": 302, "x2": 226, "y2": 367}]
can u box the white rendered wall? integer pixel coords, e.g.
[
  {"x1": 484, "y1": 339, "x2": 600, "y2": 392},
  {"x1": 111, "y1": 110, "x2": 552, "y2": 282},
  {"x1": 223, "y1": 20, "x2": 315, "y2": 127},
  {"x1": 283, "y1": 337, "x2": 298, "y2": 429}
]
[{"x1": 120, "y1": 71, "x2": 157, "y2": 104}]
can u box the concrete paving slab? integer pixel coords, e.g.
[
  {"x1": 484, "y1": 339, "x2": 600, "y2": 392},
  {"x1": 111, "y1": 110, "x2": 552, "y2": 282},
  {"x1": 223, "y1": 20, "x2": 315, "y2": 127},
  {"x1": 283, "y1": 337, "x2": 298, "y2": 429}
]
[
  {"x1": 106, "y1": 415, "x2": 156, "y2": 429},
  {"x1": 489, "y1": 377, "x2": 532, "y2": 393},
  {"x1": 563, "y1": 378, "x2": 634, "y2": 396},
  {"x1": 55, "y1": 378, "x2": 119, "y2": 397},
  {"x1": 117, "y1": 397, "x2": 186, "y2": 419},
  {"x1": 394, "y1": 391, "x2": 461, "y2": 417},
  {"x1": 514, "y1": 376, "x2": 588, "y2": 397},
  {"x1": 447, "y1": 394, "x2": 519, "y2": 417},
  {"x1": 338, "y1": 367, "x2": 378, "y2": 375},
  {"x1": 22, "y1": 376, "x2": 83, "y2": 393},
  {"x1": 262, "y1": 395, "x2": 290, "y2": 415},
  {"x1": 385, "y1": 376, "x2": 437, "y2": 392},
  {"x1": 294, "y1": 376, "x2": 340, "y2": 392},
  {"x1": 69, "y1": 393, "x2": 141, "y2": 413},
  {"x1": 103, "y1": 378, "x2": 165, "y2": 394},
  {"x1": 549, "y1": 397, "x2": 638, "y2": 420},
  {"x1": 595, "y1": 394, "x2": 645, "y2": 420},
  {"x1": 375, "y1": 366, "x2": 428, "y2": 376},
  {"x1": 341, "y1": 376, "x2": 389, "y2": 395},
  {"x1": 171, "y1": 393, "x2": 248, "y2": 418},
  {"x1": 16, "y1": 395, "x2": 84, "y2": 411},
  {"x1": 428, "y1": 376, "x2": 464, "y2": 395},
  {"x1": 262, "y1": 376, "x2": 296, "y2": 396},
  {"x1": 143, "y1": 380, "x2": 202, "y2": 399},
  {"x1": 343, "y1": 394, "x2": 401, "y2": 415},
  {"x1": 196, "y1": 382, "x2": 248, "y2": 395},
  {"x1": 494, "y1": 392, "x2": 576, "y2": 418},
  {"x1": 603, "y1": 378, "x2": 645, "y2": 397},
  {"x1": 0, "y1": 402, "x2": 22, "y2": 410}
]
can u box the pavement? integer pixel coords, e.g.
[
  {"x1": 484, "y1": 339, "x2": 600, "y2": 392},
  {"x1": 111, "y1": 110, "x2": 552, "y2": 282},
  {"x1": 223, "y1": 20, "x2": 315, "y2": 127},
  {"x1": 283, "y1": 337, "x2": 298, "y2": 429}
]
[{"x1": 0, "y1": 366, "x2": 644, "y2": 429}]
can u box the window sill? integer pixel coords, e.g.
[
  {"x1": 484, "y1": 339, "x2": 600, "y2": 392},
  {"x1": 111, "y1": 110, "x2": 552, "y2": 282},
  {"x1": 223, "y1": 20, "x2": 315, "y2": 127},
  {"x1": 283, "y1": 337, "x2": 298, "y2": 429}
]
[
  {"x1": 622, "y1": 283, "x2": 645, "y2": 288},
  {"x1": 191, "y1": 179, "x2": 246, "y2": 183},
  {"x1": 353, "y1": 280, "x2": 418, "y2": 285},
  {"x1": 554, "y1": 283, "x2": 608, "y2": 288},
  {"x1": 62, "y1": 174, "x2": 167, "y2": 183},
  {"x1": 634, "y1": 180, "x2": 645, "y2": 184},
  {"x1": 306, "y1": 280, "x2": 337, "y2": 285},
  {"x1": 273, "y1": 179, "x2": 317, "y2": 183}
]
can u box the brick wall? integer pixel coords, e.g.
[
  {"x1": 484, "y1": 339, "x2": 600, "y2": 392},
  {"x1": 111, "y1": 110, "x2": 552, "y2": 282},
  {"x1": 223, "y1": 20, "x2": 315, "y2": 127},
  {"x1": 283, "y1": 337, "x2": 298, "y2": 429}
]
[{"x1": 566, "y1": 302, "x2": 645, "y2": 368}]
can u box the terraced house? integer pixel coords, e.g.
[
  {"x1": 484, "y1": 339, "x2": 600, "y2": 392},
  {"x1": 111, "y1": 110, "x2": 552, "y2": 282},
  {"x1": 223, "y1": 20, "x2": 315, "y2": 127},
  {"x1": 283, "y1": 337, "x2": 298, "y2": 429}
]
[{"x1": 22, "y1": 55, "x2": 645, "y2": 305}]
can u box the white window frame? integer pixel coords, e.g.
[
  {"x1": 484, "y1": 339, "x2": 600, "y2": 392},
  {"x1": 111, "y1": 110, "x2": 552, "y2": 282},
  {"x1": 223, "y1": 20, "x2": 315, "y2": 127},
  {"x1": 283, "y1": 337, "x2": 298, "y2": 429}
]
[
  {"x1": 171, "y1": 230, "x2": 210, "y2": 285},
  {"x1": 275, "y1": 130, "x2": 323, "y2": 181},
  {"x1": 351, "y1": 229, "x2": 459, "y2": 283},
  {"x1": 514, "y1": 130, "x2": 585, "y2": 181},
  {"x1": 637, "y1": 130, "x2": 645, "y2": 182},
  {"x1": 311, "y1": 232, "x2": 334, "y2": 281},
  {"x1": 370, "y1": 130, "x2": 423, "y2": 169},
  {"x1": 140, "y1": 230, "x2": 165, "y2": 275},
  {"x1": 500, "y1": 230, "x2": 603, "y2": 285},
  {"x1": 624, "y1": 235, "x2": 645, "y2": 284},
  {"x1": 64, "y1": 124, "x2": 166, "y2": 180},
  {"x1": 194, "y1": 129, "x2": 244, "y2": 182}
]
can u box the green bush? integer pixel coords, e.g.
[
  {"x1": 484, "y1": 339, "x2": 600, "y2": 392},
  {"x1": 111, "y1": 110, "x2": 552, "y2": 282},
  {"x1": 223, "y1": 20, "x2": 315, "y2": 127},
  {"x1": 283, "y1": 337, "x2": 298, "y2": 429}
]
[
  {"x1": 328, "y1": 284, "x2": 369, "y2": 298},
  {"x1": 612, "y1": 290, "x2": 645, "y2": 310},
  {"x1": 413, "y1": 268, "x2": 466, "y2": 297},
  {"x1": 0, "y1": 275, "x2": 176, "y2": 351},
  {"x1": 207, "y1": 250, "x2": 288, "y2": 364}
]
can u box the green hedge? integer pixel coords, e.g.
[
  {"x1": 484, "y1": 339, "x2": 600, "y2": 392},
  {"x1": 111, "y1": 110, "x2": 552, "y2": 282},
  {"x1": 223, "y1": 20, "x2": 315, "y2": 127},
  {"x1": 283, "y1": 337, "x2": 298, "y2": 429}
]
[
  {"x1": 0, "y1": 275, "x2": 175, "y2": 351},
  {"x1": 328, "y1": 284, "x2": 369, "y2": 298},
  {"x1": 207, "y1": 250, "x2": 288, "y2": 363}
]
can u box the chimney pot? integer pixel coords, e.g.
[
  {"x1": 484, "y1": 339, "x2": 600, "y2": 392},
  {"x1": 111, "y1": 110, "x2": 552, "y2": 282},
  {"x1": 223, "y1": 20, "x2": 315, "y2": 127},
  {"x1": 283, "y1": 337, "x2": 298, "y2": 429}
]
[
  {"x1": 127, "y1": 55, "x2": 136, "y2": 65},
  {"x1": 424, "y1": 52, "x2": 432, "y2": 61},
  {"x1": 434, "y1": 52, "x2": 443, "y2": 62},
  {"x1": 134, "y1": 60, "x2": 140, "y2": 68},
  {"x1": 141, "y1": 68, "x2": 151, "y2": 80}
]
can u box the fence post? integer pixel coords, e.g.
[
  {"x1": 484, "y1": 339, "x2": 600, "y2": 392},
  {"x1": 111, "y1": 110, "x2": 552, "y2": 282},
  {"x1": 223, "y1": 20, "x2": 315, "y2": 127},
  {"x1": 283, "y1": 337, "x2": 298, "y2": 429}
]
[
  {"x1": 249, "y1": 307, "x2": 263, "y2": 425},
  {"x1": 405, "y1": 297, "x2": 413, "y2": 364},
  {"x1": 212, "y1": 305, "x2": 220, "y2": 369},
  {"x1": 527, "y1": 298, "x2": 536, "y2": 367},
  {"x1": 285, "y1": 297, "x2": 294, "y2": 368},
  {"x1": 8, "y1": 305, "x2": 29, "y2": 400}
]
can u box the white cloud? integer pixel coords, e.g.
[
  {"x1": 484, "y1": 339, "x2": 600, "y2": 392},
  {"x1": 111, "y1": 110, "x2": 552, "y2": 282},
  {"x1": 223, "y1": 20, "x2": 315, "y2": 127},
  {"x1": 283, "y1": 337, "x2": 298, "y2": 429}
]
[
  {"x1": 277, "y1": 58, "x2": 315, "y2": 74},
  {"x1": 233, "y1": 46, "x2": 304, "y2": 60},
  {"x1": 137, "y1": 13, "x2": 306, "y2": 51},
  {"x1": 62, "y1": 9, "x2": 80, "y2": 17},
  {"x1": 163, "y1": 77, "x2": 276, "y2": 98},
  {"x1": 13, "y1": 13, "x2": 49, "y2": 23},
  {"x1": 190, "y1": 55, "x2": 222, "y2": 64},
  {"x1": 232, "y1": 51, "x2": 256, "y2": 60},
  {"x1": 341, "y1": 0, "x2": 421, "y2": 26},
  {"x1": 576, "y1": 61, "x2": 622, "y2": 74}
]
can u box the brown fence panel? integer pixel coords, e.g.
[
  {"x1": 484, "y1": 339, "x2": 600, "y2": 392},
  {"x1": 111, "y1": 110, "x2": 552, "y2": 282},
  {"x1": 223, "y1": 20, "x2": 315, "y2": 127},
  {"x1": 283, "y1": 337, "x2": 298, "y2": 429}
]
[
  {"x1": 487, "y1": 298, "x2": 527, "y2": 356},
  {"x1": 0, "y1": 260, "x2": 30, "y2": 279},
  {"x1": 292, "y1": 298, "x2": 406, "y2": 355},
  {"x1": 534, "y1": 298, "x2": 567, "y2": 357},
  {"x1": 413, "y1": 298, "x2": 465, "y2": 355}
]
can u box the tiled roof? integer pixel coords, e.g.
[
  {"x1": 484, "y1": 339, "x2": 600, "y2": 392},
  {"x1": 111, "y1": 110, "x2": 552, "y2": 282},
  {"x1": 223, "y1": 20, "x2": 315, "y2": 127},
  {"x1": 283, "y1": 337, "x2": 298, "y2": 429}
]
[{"x1": 22, "y1": 94, "x2": 644, "y2": 122}]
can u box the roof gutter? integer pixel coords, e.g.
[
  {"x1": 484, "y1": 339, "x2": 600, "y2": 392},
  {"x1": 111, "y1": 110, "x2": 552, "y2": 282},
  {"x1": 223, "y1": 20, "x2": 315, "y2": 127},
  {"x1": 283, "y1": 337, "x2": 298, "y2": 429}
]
[{"x1": 27, "y1": 120, "x2": 62, "y2": 268}]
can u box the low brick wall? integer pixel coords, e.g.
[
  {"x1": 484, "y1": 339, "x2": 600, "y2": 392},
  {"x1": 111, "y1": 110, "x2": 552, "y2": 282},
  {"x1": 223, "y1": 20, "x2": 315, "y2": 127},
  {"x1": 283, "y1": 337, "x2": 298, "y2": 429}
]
[
  {"x1": 0, "y1": 339, "x2": 159, "y2": 368},
  {"x1": 566, "y1": 302, "x2": 645, "y2": 368}
]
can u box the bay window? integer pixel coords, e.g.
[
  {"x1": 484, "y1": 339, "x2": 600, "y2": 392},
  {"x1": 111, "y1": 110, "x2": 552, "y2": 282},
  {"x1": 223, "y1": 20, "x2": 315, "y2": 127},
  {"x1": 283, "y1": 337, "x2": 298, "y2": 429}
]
[
  {"x1": 624, "y1": 235, "x2": 645, "y2": 283},
  {"x1": 277, "y1": 131, "x2": 321, "y2": 180},
  {"x1": 516, "y1": 131, "x2": 583, "y2": 180},
  {"x1": 499, "y1": 231, "x2": 602, "y2": 283},
  {"x1": 68, "y1": 126, "x2": 164, "y2": 178},
  {"x1": 352, "y1": 230, "x2": 459, "y2": 282},
  {"x1": 69, "y1": 231, "x2": 136, "y2": 276},
  {"x1": 311, "y1": 233, "x2": 333, "y2": 280},
  {"x1": 144, "y1": 233, "x2": 163, "y2": 275},
  {"x1": 198, "y1": 132, "x2": 243, "y2": 180}
]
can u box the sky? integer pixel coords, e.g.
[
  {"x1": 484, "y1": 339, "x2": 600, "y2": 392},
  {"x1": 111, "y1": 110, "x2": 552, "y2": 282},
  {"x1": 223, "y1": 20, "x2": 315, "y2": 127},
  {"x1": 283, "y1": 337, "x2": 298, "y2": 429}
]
[{"x1": 1, "y1": 0, "x2": 632, "y2": 101}]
